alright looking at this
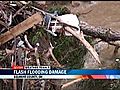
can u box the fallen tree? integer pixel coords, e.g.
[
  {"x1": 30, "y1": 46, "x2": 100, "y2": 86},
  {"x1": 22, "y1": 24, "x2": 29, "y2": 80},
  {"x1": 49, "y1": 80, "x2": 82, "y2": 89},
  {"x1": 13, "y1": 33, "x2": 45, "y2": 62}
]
[{"x1": 80, "y1": 21, "x2": 120, "y2": 42}]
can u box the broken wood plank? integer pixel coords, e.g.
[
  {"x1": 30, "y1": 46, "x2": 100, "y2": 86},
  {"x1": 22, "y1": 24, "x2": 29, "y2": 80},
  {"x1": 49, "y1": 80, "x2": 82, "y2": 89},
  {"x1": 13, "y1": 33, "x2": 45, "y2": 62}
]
[{"x1": 0, "y1": 12, "x2": 43, "y2": 45}]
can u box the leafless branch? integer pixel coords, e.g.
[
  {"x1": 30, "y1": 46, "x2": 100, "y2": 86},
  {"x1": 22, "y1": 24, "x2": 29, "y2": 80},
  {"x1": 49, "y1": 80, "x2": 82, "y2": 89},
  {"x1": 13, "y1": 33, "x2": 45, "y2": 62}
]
[
  {"x1": 61, "y1": 78, "x2": 83, "y2": 89},
  {"x1": 13, "y1": 1, "x2": 31, "y2": 18},
  {"x1": 24, "y1": 35, "x2": 33, "y2": 49}
]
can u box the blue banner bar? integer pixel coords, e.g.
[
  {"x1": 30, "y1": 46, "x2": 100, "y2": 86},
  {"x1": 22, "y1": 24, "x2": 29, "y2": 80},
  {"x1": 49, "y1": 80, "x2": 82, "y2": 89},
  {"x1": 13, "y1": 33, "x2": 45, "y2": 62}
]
[
  {"x1": 0, "y1": 70, "x2": 13, "y2": 75},
  {"x1": 67, "y1": 70, "x2": 120, "y2": 75},
  {"x1": 0, "y1": 69, "x2": 120, "y2": 75}
]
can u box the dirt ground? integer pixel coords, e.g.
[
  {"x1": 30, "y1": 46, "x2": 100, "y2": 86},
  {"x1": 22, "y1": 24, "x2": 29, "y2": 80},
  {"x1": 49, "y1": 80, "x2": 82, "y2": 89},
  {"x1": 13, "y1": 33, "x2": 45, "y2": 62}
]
[{"x1": 69, "y1": 1, "x2": 120, "y2": 32}]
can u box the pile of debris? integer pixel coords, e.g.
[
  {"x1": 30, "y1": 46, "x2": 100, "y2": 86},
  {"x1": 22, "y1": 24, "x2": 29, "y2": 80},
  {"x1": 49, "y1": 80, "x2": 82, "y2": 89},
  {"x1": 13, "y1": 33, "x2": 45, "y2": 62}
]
[
  {"x1": 0, "y1": 1, "x2": 100, "y2": 90},
  {"x1": 0, "y1": 1, "x2": 101, "y2": 68},
  {"x1": 0, "y1": 1, "x2": 87, "y2": 90},
  {"x1": 1, "y1": 1, "x2": 120, "y2": 90},
  {"x1": 0, "y1": 1, "x2": 61, "y2": 68}
]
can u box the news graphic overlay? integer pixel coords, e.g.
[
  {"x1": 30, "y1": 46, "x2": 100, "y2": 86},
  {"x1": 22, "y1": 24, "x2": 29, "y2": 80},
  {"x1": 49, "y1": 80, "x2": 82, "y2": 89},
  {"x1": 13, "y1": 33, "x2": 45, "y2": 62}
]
[{"x1": 0, "y1": 66, "x2": 120, "y2": 79}]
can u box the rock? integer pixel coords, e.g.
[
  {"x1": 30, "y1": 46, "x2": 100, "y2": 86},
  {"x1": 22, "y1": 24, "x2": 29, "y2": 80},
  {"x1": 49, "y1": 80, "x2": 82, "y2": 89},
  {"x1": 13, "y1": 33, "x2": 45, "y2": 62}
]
[{"x1": 72, "y1": 1, "x2": 81, "y2": 7}]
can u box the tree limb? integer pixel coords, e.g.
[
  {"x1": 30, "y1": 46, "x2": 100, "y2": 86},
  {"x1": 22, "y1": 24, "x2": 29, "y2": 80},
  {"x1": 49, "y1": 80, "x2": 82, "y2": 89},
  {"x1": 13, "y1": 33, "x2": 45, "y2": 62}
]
[
  {"x1": 80, "y1": 21, "x2": 120, "y2": 42},
  {"x1": 61, "y1": 78, "x2": 83, "y2": 89}
]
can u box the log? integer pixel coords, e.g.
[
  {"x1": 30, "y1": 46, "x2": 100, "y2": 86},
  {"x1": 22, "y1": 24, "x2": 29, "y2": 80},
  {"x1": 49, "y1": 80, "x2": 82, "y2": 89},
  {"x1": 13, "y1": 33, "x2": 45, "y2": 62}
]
[
  {"x1": 80, "y1": 21, "x2": 120, "y2": 42},
  {"x1": 0, "y1": 12, "x2": 43, "y2": 45}
]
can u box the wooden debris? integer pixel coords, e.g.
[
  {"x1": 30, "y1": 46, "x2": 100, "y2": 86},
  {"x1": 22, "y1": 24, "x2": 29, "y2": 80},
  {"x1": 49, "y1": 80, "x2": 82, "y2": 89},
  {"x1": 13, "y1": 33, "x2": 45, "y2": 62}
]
[
  {"x1": 61, "y1": 78, "x2": 83, "y2": 89},
  {"x1": 48, "y1": 47, "x2": 62, "y2": 67},
  {"x1": 24, "y1": 35, "x2": 33, "y2": 49},
  {"x1": 0, "y1": 12, "x2": 43, "y2": 45}
]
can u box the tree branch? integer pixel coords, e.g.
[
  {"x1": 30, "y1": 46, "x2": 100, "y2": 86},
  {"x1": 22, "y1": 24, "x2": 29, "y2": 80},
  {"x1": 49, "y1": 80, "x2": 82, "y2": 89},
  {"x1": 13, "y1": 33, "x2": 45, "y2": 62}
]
[
  {"x1": 61, "y1": 78, "x2": 83, "y2": 89},
  {"x1": 80, "y1": 21, "x2": 120, "y2": 42}
]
